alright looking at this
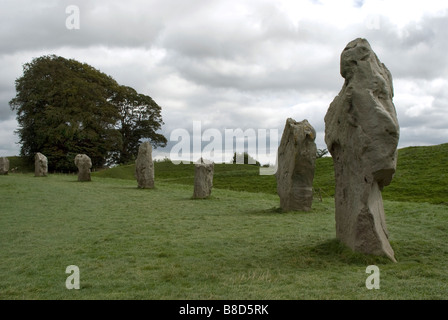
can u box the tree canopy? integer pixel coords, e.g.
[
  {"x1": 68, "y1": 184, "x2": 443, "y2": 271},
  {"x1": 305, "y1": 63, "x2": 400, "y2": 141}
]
[
  {"x1": 111, "y1": 85, "x2": 166, "y2": 164},
  {"x1": 9, "y1": 55, "x2": 167, "y2": 171}
]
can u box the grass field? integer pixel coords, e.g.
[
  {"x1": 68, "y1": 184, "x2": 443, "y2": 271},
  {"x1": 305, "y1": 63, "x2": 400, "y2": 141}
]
[{"x1": 1, "y1": 144, "x2": 447, "y2": 300}]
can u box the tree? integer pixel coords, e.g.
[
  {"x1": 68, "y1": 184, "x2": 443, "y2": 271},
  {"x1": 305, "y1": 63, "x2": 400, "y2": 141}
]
[
  {"x1": 232, "y1": 152, "x2": 260, "y2": 166},
  {"x1": 316, "y1": 148, "x2": 329, "y2": 158},
  {"x1": 9, "y1": 55, "x2": 166, "y2": 171},
  {"x1": 111, "y1": 85, "x2": 167, "y2": 164}
]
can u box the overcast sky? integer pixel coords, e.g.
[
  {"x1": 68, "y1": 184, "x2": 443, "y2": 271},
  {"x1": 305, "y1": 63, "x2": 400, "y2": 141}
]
[{"x1": 1, "y1": 0, "x2": 447, "y2": 163}]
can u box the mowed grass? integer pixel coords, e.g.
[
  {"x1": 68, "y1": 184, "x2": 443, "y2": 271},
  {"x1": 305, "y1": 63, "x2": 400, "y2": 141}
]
[{"x1": 1, "y1": 173, "x2": 448, "y2": 299}]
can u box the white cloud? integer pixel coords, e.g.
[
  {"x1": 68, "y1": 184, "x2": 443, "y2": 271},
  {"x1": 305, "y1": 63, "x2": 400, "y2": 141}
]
[
  {"x1": 362, "y1": 0, "x2": 447, "y2": 29},
  {"x1": 1, "y1": 0, "x2": 448, "y2": 158}
]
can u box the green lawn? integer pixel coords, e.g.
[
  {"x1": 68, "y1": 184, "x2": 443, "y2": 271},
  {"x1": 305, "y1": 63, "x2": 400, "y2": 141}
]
[{"x1": 1, "y1": 173, "x2": 447, "y2": 299}]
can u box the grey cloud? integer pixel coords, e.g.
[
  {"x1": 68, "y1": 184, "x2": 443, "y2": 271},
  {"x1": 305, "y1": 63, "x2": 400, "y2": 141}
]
[
  {"x1": 158, "y1": 0, "x2": 299, "y2": 60},
  {"x1": 363, "y1": 13, "x2": 448, "y2": 80},
  {"x1": 399, "y1": 127, "x2": 448, "y2": 147},
  {"x1": 1, "y1": 0, "x2": 447, "y2": 157},
  {"x1": 163, "y1": 53, "x2": 341, "y2": 92},
  {"x1": 0, "y1": 118, "x2": 19, "y2": 156},
  {"x1": 0, "y1": 99, "x2": 15, "y2": 120},
  {"x1": 0, "y1": 1, "x2": 70, "y2": 53},
  {"x1": 160, "y1": 20, "x2": 344, "y2": 93},
  {"x1": 0, "y1": 0, "x2": 172, "y2": 53},
  {"x1": 0, "y1": 83, "x2": 18, "y2": 122}
]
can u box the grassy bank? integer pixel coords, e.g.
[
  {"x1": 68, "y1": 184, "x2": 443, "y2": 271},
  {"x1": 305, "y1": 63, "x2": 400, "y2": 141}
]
[{"x1": 93, "y1": 143, "x2": 448, "y2": 204}]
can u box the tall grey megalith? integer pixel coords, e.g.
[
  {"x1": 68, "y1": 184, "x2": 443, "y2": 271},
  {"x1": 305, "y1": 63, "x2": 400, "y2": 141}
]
[
  {"x1": 0, "y1": 157, "x2": 9, "y2": 175},
  {"x1": 324, "y1": 38, "x2": 400, "y2": 262},
  {"x1": 193, "y1": 158, "x2": 214, "y2": 199},
  {"x1": 135, "y1": 141, "x2": 154, "y2": 189},
  {"x1": 34, "y1": 152, "x2": 48, "y2": 177}
]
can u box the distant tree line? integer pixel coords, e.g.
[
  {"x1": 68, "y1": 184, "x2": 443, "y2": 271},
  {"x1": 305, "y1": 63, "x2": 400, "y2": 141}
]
[
  {"x1": 316, "y1": 148, "x2": 329, "y2": 158},
  {"x1": 9, "y1": 55, "x2": 167, "y2": 172},
  {"x1": 232, "y1": 152, "x2": 261, "y2": 166},
  {"x1": 231, "y1": 149, "x2": 328, "y2": 167}
]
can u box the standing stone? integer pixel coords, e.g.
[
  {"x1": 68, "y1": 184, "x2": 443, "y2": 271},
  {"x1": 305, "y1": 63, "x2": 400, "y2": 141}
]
[
  {"x1": 193, "y1": 158, "x2": 214, "y2": 199},
  {"x1": 276, "y1": 118, "x2": 317, "y2": 212},
  {"x1": 74, "y1": 154, "x2": 92, "y2": 182},
  {"x1": 0, "y1": 157, "x2": 9, "y2": 175},
  {"x1": 34, "y1": 153, "x2": 48, "y2": 177},
  {"x1": 135, "y1": 141, "x2": 154, "y2": 189},
  {"x1": 324, "y1": 38, "x2": 399, "y2": 262}
]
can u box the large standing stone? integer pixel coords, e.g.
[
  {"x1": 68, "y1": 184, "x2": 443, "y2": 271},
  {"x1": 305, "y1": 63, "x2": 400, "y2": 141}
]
[
  {"x1": 135, "y1": 141, "x2": 154, "y2": 189},
  {"x1": 74, "y1": 154, "x2": 92, "y2": 182},
  {"x1": 34, "y1": 153, "x2": 48, "y2": 177},
  {"x1": 193, "y1": 158, "x2": 214, "y2": 199},
  {"x1": 324, "y1": 38, "x2": 400, "y2": 262},
  {"x1": 0, "y1": 157, "x2": 9, "y2": 175},
  {"x1": 276, "y1": 118, "x2": 317, "y2": 212}
]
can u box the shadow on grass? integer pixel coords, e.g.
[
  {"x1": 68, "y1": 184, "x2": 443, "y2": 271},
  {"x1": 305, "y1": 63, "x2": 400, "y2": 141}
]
[
  {"x1": 236, "y1": 207, "x2": 282, "y2": 216},
  {"x1": 308, "y1": 239, "x2": 394, "y2": 266},
  {"x1": 276, "y1": 239, "x2": 395, "y2": 268},
  {"x1": 190, "y1": 196, "x2": 213, "y2": 201},
  {"x1": 242, "y1": 206, "x2": 318, "y2": 216},
  {"x1": 99, "y1": 183, "x2": 158, "y2": 191}
]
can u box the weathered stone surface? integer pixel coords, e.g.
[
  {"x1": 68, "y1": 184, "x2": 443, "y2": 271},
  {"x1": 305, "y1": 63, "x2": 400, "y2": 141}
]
[
  {"x1": 135, "y1": 141, "x2": 154, "y2": 189},
  {"x1": 74, "y1": 154, "x2": 92, "y2": 182},
  {"x1": 0, "y1": 157, "x2": 9, "y2": 175},
  {"x1": 324, "y1": 38, "x2": 399, "y2": 262},
  {"x1": 276, "y1": 118, "x2": 317, "y2": 212},
  {"x1": 34, "y1": 153, "x2": 48, "y2": 177},
  {"x1": 193, "y1": 158, "x2": 214, "y2": 199}
]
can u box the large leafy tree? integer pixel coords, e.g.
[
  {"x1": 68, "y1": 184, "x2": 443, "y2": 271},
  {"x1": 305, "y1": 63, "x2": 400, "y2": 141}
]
[
  {"x1": 111, "y1": 85, "x2": 167, "y2": 164},
  {"x1": 9, "y1": 55, "x2": 166, "y2": 171}
]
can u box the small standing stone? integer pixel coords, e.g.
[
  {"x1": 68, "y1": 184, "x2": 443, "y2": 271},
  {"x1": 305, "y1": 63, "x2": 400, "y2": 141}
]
[
  {"x1": 135, "y1": 141, "x2": 154, "y2": 189},
  {"x1": 34, "y1": 153, "x2": 48, "y2": 177},
  {"x1": 74, "y1": 154, "x2": 92, "y2": 182},
  {"x1": 276, "y1": 118, "x2": 317, "y2": 212},
  {"x1": 0, "y1": 157, "x2": 9, "y2": 175},
  {"x1": 193, "y1": 158, "x2": 214, "y2": 199}
]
